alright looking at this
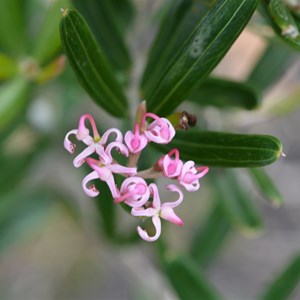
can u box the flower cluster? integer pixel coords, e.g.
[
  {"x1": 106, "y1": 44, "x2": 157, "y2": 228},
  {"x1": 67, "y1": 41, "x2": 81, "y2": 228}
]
[{"x1": 64, "y1": 108, "x2": 208, "y2": 242}]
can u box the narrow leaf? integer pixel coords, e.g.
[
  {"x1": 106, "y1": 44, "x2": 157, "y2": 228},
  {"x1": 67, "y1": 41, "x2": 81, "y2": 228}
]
[
  {"x1": 146, "y1": 0, "x2": 258, "y2": 116},
  {"x1": 261, "y1": 253, "x2": 300, "y2": 300},
  {"x1": 164, "y1": 255, "x2": 222, "y2": 300},
  {"x1": 188, "y1": 77, "x2": 260, "y2": 110},
  {"x1": 33, "y1": 0, "x2": 70, "y2": 65},
  {"x1": 0, "y1": 53, "x2": 18, "y2": 80},
  {"x1": 159, "y1": 130, "x2": 283, "y2": 168},
  {"x1": 59, "y1": 8, "x2": 129, "y2": 118},
  {"x1": 72, "y1": 0, "x2": 131, "y2": 71},
  {"x1": 247, "y1": 42, "x2": 297, "y2": 92},
  {"x1": 215, "y1": 170, "x2": 263, "y2": 235},
  {"x1": 190, "y1": 201, "x2": 231, "y2": 267},
  {"x1": 248, "y1": 168, "x2": 283, "y2": 207},
  {"x1": 0, "y1": 77, "x2": 30, "y2": 131},
  {"x1": 260, "y1": 0, "x2": 300, "y2": 50}
]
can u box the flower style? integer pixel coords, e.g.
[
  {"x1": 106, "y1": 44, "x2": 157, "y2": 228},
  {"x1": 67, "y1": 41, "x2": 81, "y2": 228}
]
[
  {"x1": 124, "y1": 123, "x2": 148, "y2": 154},
  {"x1": 64, "y1": 114, "x2": 124, "y2": 167},
  {"x1": 131, "y1": 183, "x2": 184, "y2": 242},
  {"x1": 157, "y1": 148, "x2": 183, "y2": 178},
  {"x1": 83, "y1": 157, "x2": 137, "y2": 198},
  {"x1": 114, "y1": 177, "x2": 150, "y2": 207},
  {"x1": 142, "y1": 112, "x2": 175, "y2": 144},
  {"x1": 178, "y1": 161, "x2": 209, "y2": 192}
]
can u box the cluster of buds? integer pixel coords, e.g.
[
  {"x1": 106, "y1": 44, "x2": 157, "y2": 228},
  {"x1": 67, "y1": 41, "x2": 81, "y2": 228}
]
[{"x1": 64, "y1": 104, "x2": 209, "y2": 242}]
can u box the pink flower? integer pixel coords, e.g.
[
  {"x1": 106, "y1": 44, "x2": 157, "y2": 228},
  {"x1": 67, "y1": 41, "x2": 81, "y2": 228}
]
[
  {"x1": 142, "y1": 112, "x2": 175, "y2": 144},
  {"x1": 64, "y1": 114, "x2": 125, "y2": 167},
  {"x1": 178, "y1": 161, "x2": 209, "y2": 192},
  {"x1": 131, "y1": 184, "x2": 184, "y2": 242},
  {"x1": 83, "y1": 158, "x2": 137, "y2": 198},
  {"x1": 158, "y1": 148, "x2": 183, "y2": 178},
  {"x1": 114, "y1": 177, "x2": 150, "y2": 207},
  {"x1": 124, "y1": 123, "x2": 148, "y2": 154}
]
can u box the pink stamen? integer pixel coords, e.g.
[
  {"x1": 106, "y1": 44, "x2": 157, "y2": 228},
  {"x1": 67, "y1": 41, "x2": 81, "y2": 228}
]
[
  {"x1": 78, "y1": 114, "x2": 100, "y2": 140},
  {"x1": 142, "y1": 112, "x2": 169, "y2": 137}
]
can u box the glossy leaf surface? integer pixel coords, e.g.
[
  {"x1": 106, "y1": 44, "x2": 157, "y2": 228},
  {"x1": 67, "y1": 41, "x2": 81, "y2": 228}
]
[
  {"x1": 160, "y1": 130, "x2": 283, "y2": 168},
  {"x1": 72, "y1": 0, "x2": 131, "y2": 71},
  {"x1": 146, "y1": 0, "x2": 258, "y2": 115},
  {"x1": 261, "y1": 253, "x2": 300, "y2": 300},
  {"x1": 215, "y1": 170, "x2": 263, "y2": 234},
  {"x1": 248, "y1": 168, "x2": 283, "y2": 207},
  {"x1": 60, "y1": 9, "x2": 128, "y2": 117},
  {"x1": 188, "y1": 77, "x2": 260, "y2": 110},
  {"x1": 164, "y1": 255, "x2": 221, "y2": 300}
]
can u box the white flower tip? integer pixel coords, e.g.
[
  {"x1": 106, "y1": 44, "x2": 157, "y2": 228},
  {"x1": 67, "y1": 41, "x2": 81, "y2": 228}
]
[
  {"x1": 282, "y1": 152, "x2": 286, "y2": 157},
  {"x1": 137, "y1": 226, "x2": 159, "y2": 242},
  {"x1": 85, "y1": 184, "x2": 99, "y2": 197},
  {"x1": 64, "y1": 140, "x2": 76, "y2": 154}
]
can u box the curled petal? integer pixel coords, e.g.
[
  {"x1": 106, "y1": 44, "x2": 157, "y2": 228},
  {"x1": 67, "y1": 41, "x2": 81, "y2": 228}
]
[
  {"x1": 131, "y1": 206, "x2": 157, "y2": 217},
  {"x1": 179, "y1": 178, "x2": 200, "y2": 192},
  {"x1": 64, "y1": 129, "x2": 78, "y2": 154},
  {"x1": 163, "y1": 184, "x2": 184, "y2": 208},
  {"x1": 106, "y1": 141, "x2": 129, "y2": 161},
  {"x1": 73, "y1": 144, "x2": 95, "y2": 168},
  {"x1": 77, "y1": 114, "x2": 100, "y2": 140},
  {"x1": 82, "y1": 171, "x2": 99, "y2": 197},
  {"x1": 100, "y1": 128, "x2": 123, "y2": 145},
  {"x1": 144, "y1": 118, "x2": 175, "y2": 144},
  {"x1": 124, "y1": 129, "x2": 148, "y2": 154},
  {"x1": 162, "y1": 150, "x2": 183, "y2": 178},
  {"x1": 95, "y1": 144, "x2": 111, "y2": 165},
  {"x1": 136, "y1": 215, "x2": 161, "y2": 242},
  {"x1": 149, "y1": 183, "x2": 161, "y2": 210}
]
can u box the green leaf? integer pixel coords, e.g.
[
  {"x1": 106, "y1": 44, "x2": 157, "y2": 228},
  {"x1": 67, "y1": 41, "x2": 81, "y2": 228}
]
[
  {"x1": 159, "y1": 130, "x2": 283, "y2": 168},
  {"x1": 215, "y1": 170, "x2": 263, "y2": 235},
  {"x1": 247, "y1": 41, "x2": 297, "y2": 92},
  {"x1": 146, "y1": 0, "x2": 258, "y2": 116},
  {"x1": 59, "y1": 8, "x2": 129, "y2": 118},
  {"x1": 0, "y1": 0, "x2": 27, "y2": 57},
  {"x1": 260, "y1": 0, "x2": 300, "y2": 50},
  {"x1": 190, "y1": 201, "x2": 231, "y2": 267},
  {"x1": 164, "y1": 255, "x2": 222, "y2": 300},
  {"x1": 188, "y1": 77, "x2": 260, "y2": 110},
  {"x1": 0, "y1": 53, "x2": 18, "y2": 80},
  {"x1": 72, "y1": 0, "x2": 131, "y2": 72},
  {"x1": 260, "y1": 253, "x2": 300, "y2": 300},
  {"x1": 248, "y1": 168, "x2": 283, "y2": 207},
  {"x1": 33, "y1": 0, "x2": 70, "y2": 65},
  {"x1": 0, "y1": 77, "x2": 31, "y2": 131}
]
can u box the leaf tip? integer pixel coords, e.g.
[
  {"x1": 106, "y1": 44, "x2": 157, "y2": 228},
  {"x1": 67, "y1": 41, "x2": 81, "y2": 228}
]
[{"x1": 60, "y1": 8, "x2": 69, "y2": 17}]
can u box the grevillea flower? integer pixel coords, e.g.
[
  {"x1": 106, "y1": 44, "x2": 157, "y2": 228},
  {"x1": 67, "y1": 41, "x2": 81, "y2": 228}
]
[
  {"x1": 158, "y1": 148, "x2": 183, "y2": 178},
  {"x1": 178, "y1": 161, "x2": 209, "y2": 192},
  {"x1": 83, "y1": 158, "x2": 137, "y2": 198},
  {"x1": 142, "y1": 112, "x2": 175, "y2": 144},
  {"x1": 124, "y1": 123, "x2": 148, "y2": 154},
  {"x1": 114, "y1": 177, "x2": 150, "y2": 207},
  {"x1": 64, "y1": 114, "x2": 124, "y2": 167},
  {"x1": 131, "y1": 184, "x2": 184, "y2": 242}
]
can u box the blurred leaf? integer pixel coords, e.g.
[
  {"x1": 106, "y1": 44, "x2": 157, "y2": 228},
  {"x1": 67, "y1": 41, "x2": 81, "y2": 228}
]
[
  {"x1": 0, "y1": 77, "x2": 31, "y2": 131},
  {"x1": 260, "y1": 0, "x2": 300, "y2": 50},
  {"x1": 110, "y1": 0, "x2": 135, "y2": 33},
  {"x1": 215, "y1": 170, "x2": 263, "y2": 235},
  {"x1": 60, "y1": 9, "x2": 129, "y2": 118},
  {"x1": 0, "y1": 53, "x2": 18, "y2": 80},
  {"x1": 72, "y1": 0, "x2": 131, "y2": 72},
  {"x1": 260, "y1": 253, "x2": 300, "y2": 300},
  {"x1": 190, "y1": 201, "x2": 231, "y2": 267},
  {"x1": 0, "y1": 0, "x2": 27, "y2": 56},
  {"x1": 247, "y1": 41, "x2": 298, "y2": 92},
  {"x1": 0, "y1": 189, "x2": 54, "y2": 251},
  {"x1": 146, "y1": 0, "x2": 258, "y2": 116},
  {"x1": 35, "y1": 55, "x2": 66, "y2": 84},
  {"x1": 164, "y1": 255, "x2": 222, "y2": 300},
  {"x1": 159, "y1": 130, "x2": 283, "y2": 168},
  {"x1": 188, "y1": 77, "x2": 260, "y2": 110},
  {"x1": 33, "y1": 0, "x2": 70, "y2": 65},
  {"x1": 248, "y1": 168, "x2": 283, "y2": 207}
]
